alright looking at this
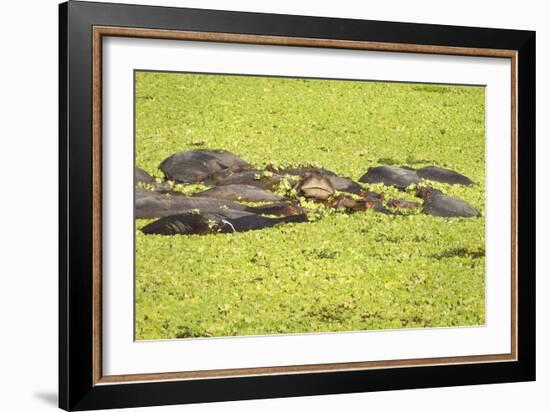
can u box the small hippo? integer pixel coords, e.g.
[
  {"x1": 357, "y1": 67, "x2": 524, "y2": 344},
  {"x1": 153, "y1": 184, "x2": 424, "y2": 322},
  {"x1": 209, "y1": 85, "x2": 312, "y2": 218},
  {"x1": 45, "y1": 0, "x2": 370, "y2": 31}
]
[
  {"x1": 329, "y1": 195, "x2": 387, "y2": 213},
  {"x1": 388, "y1": 198, "x2": 421, "y2": 209},
  {"x1": 416, "y1": 187, "x2": 480, "y2": 218}
]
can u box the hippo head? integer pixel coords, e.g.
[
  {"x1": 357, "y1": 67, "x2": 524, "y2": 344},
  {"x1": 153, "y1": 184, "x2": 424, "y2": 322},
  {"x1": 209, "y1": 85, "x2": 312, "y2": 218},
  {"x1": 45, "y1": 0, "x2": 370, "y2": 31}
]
[
  {"x1": 297, "y1": 173, "x2": 335, "y2": 200},
  {"x1": 416, "y1": 186, "x2": 443, "y2": 199}
]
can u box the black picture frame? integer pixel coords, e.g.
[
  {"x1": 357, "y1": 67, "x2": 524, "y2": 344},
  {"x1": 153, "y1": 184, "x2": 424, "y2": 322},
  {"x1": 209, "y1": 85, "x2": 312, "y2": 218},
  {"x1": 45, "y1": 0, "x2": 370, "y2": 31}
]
[{"x1": 59, "y1": 1, "x2": 536, "y2": 410}]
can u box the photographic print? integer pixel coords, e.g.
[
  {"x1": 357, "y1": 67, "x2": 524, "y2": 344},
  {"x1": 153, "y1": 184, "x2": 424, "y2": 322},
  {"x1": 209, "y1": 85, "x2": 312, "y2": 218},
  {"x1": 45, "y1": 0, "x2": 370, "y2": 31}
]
[
  {"x1": 134, "y1": 71, "x2": 486, "y2": 340},
  {"x1": 60, "y1": 4, "x2": 534, "y2": 408}
]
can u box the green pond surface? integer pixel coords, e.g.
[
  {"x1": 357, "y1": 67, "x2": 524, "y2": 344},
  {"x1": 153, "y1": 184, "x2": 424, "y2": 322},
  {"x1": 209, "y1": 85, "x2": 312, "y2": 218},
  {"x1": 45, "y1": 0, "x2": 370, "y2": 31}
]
[{"x1": 135, "y1": 71, "x2": 485, "y2": 340}]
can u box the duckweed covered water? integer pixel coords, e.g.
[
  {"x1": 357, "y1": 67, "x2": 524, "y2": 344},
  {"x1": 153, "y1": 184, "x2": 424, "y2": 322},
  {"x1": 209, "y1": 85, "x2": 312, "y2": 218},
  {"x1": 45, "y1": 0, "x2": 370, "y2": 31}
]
[{"x1": 135, "y1": 72, "x2": 485, "y2": 340}]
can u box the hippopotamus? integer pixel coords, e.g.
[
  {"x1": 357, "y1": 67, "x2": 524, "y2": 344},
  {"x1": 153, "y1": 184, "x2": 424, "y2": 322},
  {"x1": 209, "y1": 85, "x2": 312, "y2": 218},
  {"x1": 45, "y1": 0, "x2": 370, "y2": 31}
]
[
  {"x1": 359, "y1": 166, "x2": 421, "y2": 189},
  {"x1": 388, "y1": 198, "x2": 421, "y2": 209},
  {"x1": 325, "y1": 175, "x2": 365, "y2": 195},
  {"x1": 416, "y1": 166, "x2": 474, "y2": 185},
  {"x1": 416, "y1": 187, "x2": 480, "y2": 218},
  {"x1": 159, "y1": 150, "x2": 250, "y2": 184},
  {"x1": 296, "y1": 174, "x2": 335, "y2": 200},
  {"x1": 135, "y1": 167, "x2": 171, "y2": 192},
  {"x1": 135, "y1": 188, "x2": 250, "y2": 219},
  {"x1": 141, "y1": 211, "x2": 309, "y2": 235},
  {"x1": 193, "y1": 184, "x2": 283, "y2": 202},
  {"x1": 329, "y1": 194, "x2": 388, "y2": 213},
  {"x1": 267, "y1": 165, "x2": 363, "y2": 195},
  {"x1": 135, "y1": 167, "x2": 156, "y2": 185},
  {"x1": 136, "y1": 188, "x2": 303, "y2": 219}
]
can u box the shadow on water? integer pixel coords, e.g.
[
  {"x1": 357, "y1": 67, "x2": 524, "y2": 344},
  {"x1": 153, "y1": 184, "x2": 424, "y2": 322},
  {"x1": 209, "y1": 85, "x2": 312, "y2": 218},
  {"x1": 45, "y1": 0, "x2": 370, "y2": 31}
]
[{"x1": 431, "y1": 247, "x2": 485, "y2": 259}]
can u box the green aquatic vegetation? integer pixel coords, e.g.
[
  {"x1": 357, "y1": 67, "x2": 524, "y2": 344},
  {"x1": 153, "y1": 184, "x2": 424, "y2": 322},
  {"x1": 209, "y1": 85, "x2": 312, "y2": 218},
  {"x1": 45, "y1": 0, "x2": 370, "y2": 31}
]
[
  {"x1": 171, "y1": 182, "x2": 210, "y2": 195},
  {"x1": 135, "y1": 71, "x2": 486, "y2": 340},
  {"x1": 136, "y1": 181, "x2": 155, "y2": 191}
]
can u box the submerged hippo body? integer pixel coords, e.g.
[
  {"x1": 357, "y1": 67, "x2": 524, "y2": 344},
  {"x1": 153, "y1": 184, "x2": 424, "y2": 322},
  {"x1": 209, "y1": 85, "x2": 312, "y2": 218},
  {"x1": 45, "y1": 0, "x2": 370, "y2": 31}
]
[
  {"x1": 325, "y1": 175, "x2": 364, "y2": 195},
  {"x1": 329, "y1": 194, "x2": 388, "y2": 213},
  {"x1": 388, "y1": 198, "x2": 421, "y2": 209},
  {"x1": 135, "y1": 167, "x2": 171, "y2": 192},
  {"x1": 159, "y1": 150, "x2": 250, "y2": 184},
  {"x1": 136, "y1": 188, "x2": 302, "y2": 219},
  {"x1": 417, "y1": 187, "x2": 480, "y2": 218},
  {"x1": 135, "y1": 188, "x2": 250, "y2": 219},
  {"x1": 141, "y1": 211, "x2": 309, "y2": 235},
  {"x1": 135, "y1": 167, "x2": 156, "y2": 185},
  {"x1": 267, "y1": 165, "x2": 363, "y2": 195},
  {"x1": 247, "y1": 201, "x2": 306, "y2": 217},
  {"x1": 193, "y1": 184, "x2": 283, "y2": 202},
  {"x1": 359, "y1": 166, "x2": 421, "y2": 189},
  {"x1": 416, "y1": 166, "x2": 474, "y2": 186},
  {"x1": 214, "y1": 171, "x2": 291, "y2": 190}
]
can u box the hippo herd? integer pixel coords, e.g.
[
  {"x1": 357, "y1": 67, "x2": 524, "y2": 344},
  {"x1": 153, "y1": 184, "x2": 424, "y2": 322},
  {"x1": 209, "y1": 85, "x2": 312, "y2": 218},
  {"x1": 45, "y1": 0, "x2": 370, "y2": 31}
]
[{"x1": 136, "y1": 149, "x2": 480, "y2": 236}]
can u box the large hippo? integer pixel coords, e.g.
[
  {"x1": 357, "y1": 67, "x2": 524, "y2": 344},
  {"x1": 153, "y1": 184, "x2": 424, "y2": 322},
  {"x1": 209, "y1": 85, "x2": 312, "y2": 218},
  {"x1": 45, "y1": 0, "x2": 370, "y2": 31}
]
[
  {"x1": 135, "y1": 188, "x2": 250, "y2": 219},
  {"x1": 193, "y1": 184, "x2": 284, "y2": 202},
  {"x1": 141, "y1": 211, "x2": 309, "y2": 235},
  {"x1": 159, "y1": 150, "x2": 250, "y2": 184},
  {"x1": 416, "y1": 166, "x2": 474, "y2": 185},
  {"x1": 416, "y1": 187, "x2": 480, "y2": 218},
  {"x1": 359, "y1": 165, "x2": 421, "y2": 189},
  {"x1": 136, "y1": 188, "x2": 303, "y2": 219}
]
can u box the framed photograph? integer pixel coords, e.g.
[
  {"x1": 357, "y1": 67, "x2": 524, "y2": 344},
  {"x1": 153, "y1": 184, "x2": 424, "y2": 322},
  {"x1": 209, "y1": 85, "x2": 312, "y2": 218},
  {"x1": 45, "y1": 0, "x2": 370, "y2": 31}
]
[{"x1": 59, "y1": 1, "x2": 535, "y2": 410}]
